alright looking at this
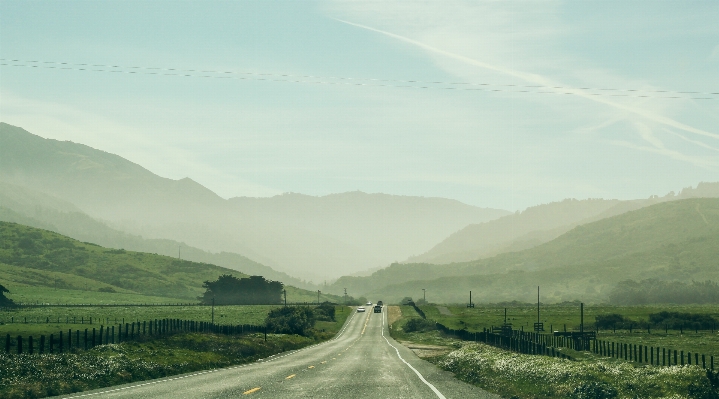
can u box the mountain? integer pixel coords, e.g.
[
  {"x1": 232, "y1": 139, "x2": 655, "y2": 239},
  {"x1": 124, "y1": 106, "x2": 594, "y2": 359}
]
[
  {"x1": 0, "y1": 123, "x2": 510, "y2": 281},
  {"x1": 333, "y1": 198, "x2": 719, "y2": 303},
  {"x1": 0, "y1": 221, "x2": 342, "y2": 303},
  {"x1": 406, "y1": 183, "x2": 719, "y2": 265},
  {"x1": 0, "y1": 180, "x2": 315, "y2": 289}
]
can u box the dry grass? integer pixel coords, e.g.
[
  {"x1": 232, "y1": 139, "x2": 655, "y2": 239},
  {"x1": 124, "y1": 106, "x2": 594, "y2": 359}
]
[{"x1": 388, "y1": 305, "x2": 402, "y2": 327}]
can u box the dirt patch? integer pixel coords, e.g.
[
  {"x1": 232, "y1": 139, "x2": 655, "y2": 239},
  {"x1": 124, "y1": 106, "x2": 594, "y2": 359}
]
[
  {"x1": 400, "y1": 341, "x2": 452, "y2": 358},
  {"x1": 436, "y1": 306, "x2": 453, "y2": 316},
  {"x1": 388, "y1": 305, "x2": 402, "y2": 327}
]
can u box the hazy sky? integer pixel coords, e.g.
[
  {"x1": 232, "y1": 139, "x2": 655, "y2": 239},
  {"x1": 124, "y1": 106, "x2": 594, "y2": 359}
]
[{"x1": 1, "y1": 1, "x2": 718, "y2": 210}]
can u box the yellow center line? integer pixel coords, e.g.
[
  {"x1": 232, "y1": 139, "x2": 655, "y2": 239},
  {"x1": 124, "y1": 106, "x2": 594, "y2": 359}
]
[
  {"x1": 308, "y1": 365, "x2": 315, "y2": 369},
  {"x1": 286, "y1": 374, "x2": 296, "y2": 379},
  {"x1": 361, "y1": 312, "x2": 371, "y2": 334},
  {"x1": 243, "y1": 387, "x2": 261, "y2": 395}
]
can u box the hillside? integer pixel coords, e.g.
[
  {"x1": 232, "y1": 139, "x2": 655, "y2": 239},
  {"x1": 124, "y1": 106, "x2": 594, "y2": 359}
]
[
  {"x1": 0, "y1": 180, "x2": 315, "y2": 289},
  {"x1": 0, "y1": 123, "x2": 509, "y2": 280},
  {"x1": 407, "y1": 183, "x2": 719, "y2": 265},
  {"x1": 332, "y1": 198, "x2": 719, "y2": 303},
  {"x1": 0, "y1": 221, "x2": 340, "y2": 303}
]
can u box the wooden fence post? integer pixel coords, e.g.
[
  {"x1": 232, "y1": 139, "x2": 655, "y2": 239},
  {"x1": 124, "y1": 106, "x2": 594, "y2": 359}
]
[{"x1": 59, "y1": 331, "x2": 63, "y2": 353}]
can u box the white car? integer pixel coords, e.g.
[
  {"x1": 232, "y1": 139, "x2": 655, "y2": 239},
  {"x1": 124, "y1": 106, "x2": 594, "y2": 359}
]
[
  {"x1": 366, "y1": 301, "x2": 372, "y2": 306},
  {"x1": 356, "y1": 307, "x2": 366, "y2": 312}
]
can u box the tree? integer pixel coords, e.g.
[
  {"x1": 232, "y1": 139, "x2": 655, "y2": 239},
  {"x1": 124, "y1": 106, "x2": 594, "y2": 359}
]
[
  {"x1": 198, "y1": 274, "x2": 283, "y2": 305},
  {"x1": 0, "y1": 283, "x2": 16, "y2": 308}
]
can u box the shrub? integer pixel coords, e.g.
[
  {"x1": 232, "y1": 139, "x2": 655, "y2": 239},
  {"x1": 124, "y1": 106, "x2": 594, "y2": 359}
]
[
  {"x1": 403, "y1": 318, "x2": 436, "y2": 333},
  {"x1": 649, "y1": 311, "x2": 718, "y2": 330},
  {"x1": 314, "y1": 303, "x2": 335, "y2": 322},
  {"x1": 265, "y1": 307, "x2": 315, "y2": 336}
]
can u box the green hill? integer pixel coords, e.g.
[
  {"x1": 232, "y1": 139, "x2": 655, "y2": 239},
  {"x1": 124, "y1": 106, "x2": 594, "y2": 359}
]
[
  {"x1": 0, "y1": 221, "x2": 340, "y2": 303},
  {"x1": 332, "y1": 198, "x2": 719, "y2": 303},
  {"x1": 0, "y1": 180, "x2": 316, "y2": 290},
  {"x1": 407, "y1": 183, "x2": 719, "y2": 265}
]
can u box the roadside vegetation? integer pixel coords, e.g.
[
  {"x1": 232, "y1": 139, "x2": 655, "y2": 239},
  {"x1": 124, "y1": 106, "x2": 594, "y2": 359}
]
[
  {"x1": 390, "y1": 304, "x2": 719, "y2": 398},
  {"x1": 438, "y1": 342, "x2": 719, "y2": 399},
  {"x1": 0, "y1": 304, "x2": 350, "y2": 399},
  {"x1": 0, "y1": 332, "x2": 313, "y2": 399}
]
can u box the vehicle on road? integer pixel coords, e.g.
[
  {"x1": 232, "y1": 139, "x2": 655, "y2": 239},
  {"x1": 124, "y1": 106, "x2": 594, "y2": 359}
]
[
  {"x1": 356, "y1": 307, "x2": 365, "y2": 312},
  {"x1": 377, "y1": 300, "x2": 383, "y2": 306},
  {"x1": 366, "y1": 301, "x2": 372, "y2": 306},
  {"x1": 373, "y1": 305, "x2": 382, "y2": 313}
]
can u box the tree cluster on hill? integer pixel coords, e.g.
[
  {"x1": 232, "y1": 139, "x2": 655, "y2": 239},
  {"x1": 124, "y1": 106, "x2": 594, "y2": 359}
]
[
  {"x1": 198, "y1": 274, "x2": 283, "y2": 305},
  {"x1": 608, "y1": 279, "x2": 719, "y2": 305}
]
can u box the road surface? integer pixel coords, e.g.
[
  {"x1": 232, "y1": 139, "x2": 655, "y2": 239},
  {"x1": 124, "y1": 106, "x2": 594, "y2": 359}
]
[{"x1": 58, "y1": 307, "x2": 499, "y2": 399}]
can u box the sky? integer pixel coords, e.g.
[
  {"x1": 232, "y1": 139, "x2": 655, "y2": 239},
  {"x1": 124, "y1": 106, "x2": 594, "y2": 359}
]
[{"x1": 1, "y1": 1, "x2": 718, "y2": 211}]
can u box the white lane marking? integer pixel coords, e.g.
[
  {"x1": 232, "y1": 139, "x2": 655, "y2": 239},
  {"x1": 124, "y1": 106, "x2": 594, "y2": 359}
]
[{"x1": 381, "y1": 311, "x2": 447, "y2": 399}]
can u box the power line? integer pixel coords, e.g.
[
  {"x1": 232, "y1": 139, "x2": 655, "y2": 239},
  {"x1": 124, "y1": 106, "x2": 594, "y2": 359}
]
[{"x1": 1, "y1": 58, "x2": 715, "y2": 100}]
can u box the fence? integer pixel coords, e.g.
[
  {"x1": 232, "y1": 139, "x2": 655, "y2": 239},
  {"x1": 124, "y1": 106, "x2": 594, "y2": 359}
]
[
  {"x1": 3, "y1": 318, "x2": 265, "y2": 355},
  {"x1": 411, "y1": 303, "x2": 715, "y2": 370},
  {"x1": 434, "y1": 322, "x2": 716, "y2": 370},
  {"x1": 435, "y1": 322, "x2": 574, "y2": 360}
]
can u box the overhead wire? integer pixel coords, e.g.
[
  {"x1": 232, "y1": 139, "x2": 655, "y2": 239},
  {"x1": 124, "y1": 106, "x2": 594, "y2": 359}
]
[{"x1": 0, "y1": 58, "x2": 715, "y2": 100}]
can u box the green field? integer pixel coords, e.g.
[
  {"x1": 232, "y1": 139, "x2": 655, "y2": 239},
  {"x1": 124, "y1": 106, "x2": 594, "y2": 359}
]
[
  {"x1": 0, "y1": 304, "x2": 352, "y2": 338},
  {"x1": 418, "y1": 304, "x2": 719, "y2": 358}
]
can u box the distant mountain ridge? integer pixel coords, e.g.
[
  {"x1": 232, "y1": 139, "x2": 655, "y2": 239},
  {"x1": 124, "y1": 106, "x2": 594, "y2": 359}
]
[
  {"x1": 337, "y1": 198, "x2": 719, "y2": 303},
  {"x1": 0, "y1": 123, "x2": 510, "y2": 281},
  {"x1": 406, "y1": 183, "x2": 719, "y2": 265}
]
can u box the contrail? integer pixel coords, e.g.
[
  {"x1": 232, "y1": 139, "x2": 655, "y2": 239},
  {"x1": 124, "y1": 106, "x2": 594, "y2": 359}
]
[{"x1": 335, "y1": 19, "x2": 719, "y2": 141}]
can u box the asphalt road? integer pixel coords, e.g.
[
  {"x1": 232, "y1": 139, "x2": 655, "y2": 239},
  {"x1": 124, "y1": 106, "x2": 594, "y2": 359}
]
[{"x1": 58, "y1": 308, "x2": 500, "y2": 399}]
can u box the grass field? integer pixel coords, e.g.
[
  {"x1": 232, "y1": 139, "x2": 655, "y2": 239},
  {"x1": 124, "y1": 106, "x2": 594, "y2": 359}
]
[
  {"x1": 418, "y1": 303, "x2": 719, "y2": 359},
  {"x1": 0, "y1": 304, "x2": 352, "y2": 340}
]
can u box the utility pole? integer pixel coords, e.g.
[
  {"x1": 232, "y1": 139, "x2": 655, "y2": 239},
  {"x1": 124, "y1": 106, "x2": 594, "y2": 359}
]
[
  {"x1": 422, "y1": 288, "x2": 426, "y2": 302},
  {"x1": 317, "y1": 290, "x2": 321, "y2": 305},
  {"x1": 283, "y1": 289, "x2": 287, "y2": 306}
]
